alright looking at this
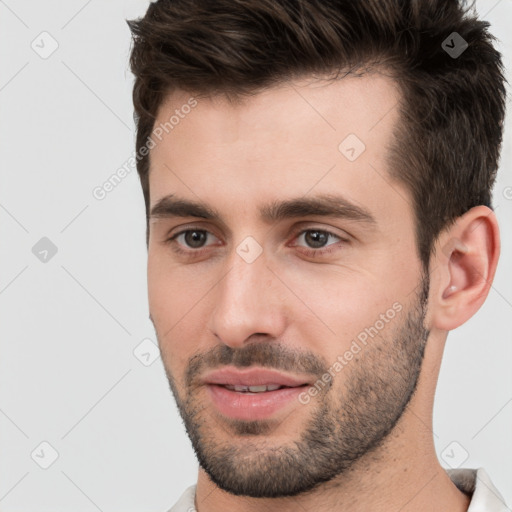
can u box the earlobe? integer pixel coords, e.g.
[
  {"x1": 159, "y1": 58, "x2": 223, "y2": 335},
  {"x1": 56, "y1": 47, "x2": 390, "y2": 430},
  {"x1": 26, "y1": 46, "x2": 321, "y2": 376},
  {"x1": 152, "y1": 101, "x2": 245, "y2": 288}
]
[{"x1": 431, "y1": 206, "x2": 500, "y2": 331}]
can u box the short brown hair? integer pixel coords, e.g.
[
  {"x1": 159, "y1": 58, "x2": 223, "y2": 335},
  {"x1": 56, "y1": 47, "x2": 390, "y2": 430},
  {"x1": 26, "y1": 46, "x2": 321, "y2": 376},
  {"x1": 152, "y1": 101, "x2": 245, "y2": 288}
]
[{"x1": 127, "y1": 0, "x2": 507, "y2": 268}]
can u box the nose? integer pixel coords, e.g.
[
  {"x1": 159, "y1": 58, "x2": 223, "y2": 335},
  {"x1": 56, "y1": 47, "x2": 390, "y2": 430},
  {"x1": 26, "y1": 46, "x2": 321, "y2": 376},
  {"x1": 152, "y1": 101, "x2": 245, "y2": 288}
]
[{"x1": 208, "y1": 247, "x2": 288, "y2": 349}]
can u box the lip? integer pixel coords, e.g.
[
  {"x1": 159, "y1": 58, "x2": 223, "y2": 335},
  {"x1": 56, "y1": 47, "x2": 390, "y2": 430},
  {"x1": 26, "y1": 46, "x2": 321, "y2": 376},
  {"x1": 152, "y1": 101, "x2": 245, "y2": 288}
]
[
  {"x1": 202, "y1": 367, "x2": 311, "y2": 387},
  {"x1": 206, "y1": 383, "x2": 309, "y2": 421},
  {"x1": 201, "y1": 367, "x2": 312, "y2": 421}
]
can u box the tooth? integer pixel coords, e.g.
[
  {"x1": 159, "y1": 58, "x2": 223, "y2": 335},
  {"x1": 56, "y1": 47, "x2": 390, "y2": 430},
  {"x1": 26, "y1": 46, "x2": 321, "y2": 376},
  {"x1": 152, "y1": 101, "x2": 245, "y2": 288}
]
[
  {"x1": 248, "y1": 385, "x2": 268, "y2": 392},
  {"x1": 224, "y1": 384, "x2": 285, "y2": 393}
]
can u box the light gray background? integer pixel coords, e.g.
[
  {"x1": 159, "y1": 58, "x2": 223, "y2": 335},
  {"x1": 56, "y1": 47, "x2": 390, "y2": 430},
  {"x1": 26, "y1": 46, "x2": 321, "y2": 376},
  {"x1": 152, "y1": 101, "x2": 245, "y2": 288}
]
[{"x1": 0, "y1": 1, "x2": 510, "y2": 510}]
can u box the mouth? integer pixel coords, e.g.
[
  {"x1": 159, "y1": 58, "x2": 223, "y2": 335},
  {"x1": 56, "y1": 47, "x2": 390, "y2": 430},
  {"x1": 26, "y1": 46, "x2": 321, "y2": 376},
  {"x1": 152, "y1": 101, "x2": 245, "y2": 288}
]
[
  {"x1": 201, "y1": 367, "x2": 312, "y2": 421},
  {"x1": 221, "y1": 383, "x2": 299, "y2": 393},
  {"x1": 202, "y1": 366, "x2": 311, "y2": 388}
]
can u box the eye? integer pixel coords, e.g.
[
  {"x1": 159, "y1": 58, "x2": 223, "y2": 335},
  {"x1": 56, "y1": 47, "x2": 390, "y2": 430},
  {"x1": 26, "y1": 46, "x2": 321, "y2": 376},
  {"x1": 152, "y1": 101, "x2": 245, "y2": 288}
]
[
  {"x1": 165, "y1": 227, "x2": 347, "y2": 258},
  {"x1": 167, "y1": 229, "x2": 218, "y2": 255},
  {"x1": 291, "y1": 228, "x2": 346, "y2": 256}
]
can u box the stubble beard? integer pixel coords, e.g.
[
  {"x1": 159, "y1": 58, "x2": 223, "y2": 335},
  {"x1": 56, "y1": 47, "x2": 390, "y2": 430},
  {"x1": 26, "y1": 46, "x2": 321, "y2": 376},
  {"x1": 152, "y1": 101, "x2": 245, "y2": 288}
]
[{"x1": 162, "y1": 276, "x2": 430, "y2": 497}]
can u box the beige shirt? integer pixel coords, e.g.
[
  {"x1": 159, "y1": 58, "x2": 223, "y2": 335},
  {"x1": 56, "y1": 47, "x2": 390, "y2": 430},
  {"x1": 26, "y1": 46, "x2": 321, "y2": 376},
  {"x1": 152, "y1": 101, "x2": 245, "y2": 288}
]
[{"x1": 167, "y1": 467, "x2": 510, "y2": 512}]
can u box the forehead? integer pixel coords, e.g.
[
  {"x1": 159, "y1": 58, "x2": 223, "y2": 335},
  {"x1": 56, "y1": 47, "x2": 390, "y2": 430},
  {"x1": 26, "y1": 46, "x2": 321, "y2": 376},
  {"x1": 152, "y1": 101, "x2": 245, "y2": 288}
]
[
  {"x1": 148, "y1": 73, "x2": 410, "y2": 227},
  {"x1": 153, "y1": 72, "x2": 401, "y2": 152}
]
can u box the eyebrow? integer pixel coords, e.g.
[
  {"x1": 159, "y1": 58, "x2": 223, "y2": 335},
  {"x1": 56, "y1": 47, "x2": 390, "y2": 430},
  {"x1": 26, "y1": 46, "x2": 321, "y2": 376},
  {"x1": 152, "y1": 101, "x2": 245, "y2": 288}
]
[{"x1": 150, "y1": 193, "x2": 376, "y2": 227}]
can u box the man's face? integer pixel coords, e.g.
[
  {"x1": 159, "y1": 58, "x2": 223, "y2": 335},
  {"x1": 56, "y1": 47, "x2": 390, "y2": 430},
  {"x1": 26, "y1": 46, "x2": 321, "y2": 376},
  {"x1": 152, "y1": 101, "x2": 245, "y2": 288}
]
[{"x1": 147, "y1": 74, "x2": 430, "y2": 497}]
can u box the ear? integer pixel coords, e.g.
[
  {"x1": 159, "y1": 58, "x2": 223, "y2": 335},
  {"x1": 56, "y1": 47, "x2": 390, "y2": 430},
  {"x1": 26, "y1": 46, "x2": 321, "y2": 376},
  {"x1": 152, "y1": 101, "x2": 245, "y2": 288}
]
[{"x1": 429, "y1": 205, "x2": 500, "y2": 331}]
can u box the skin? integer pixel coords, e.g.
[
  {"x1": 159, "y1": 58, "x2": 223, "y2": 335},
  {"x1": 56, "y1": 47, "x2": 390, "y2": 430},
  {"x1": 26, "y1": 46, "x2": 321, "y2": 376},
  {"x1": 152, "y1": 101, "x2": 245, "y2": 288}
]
[{"x1": 146, "y1": 72, "x2": 499, "y2": 511}]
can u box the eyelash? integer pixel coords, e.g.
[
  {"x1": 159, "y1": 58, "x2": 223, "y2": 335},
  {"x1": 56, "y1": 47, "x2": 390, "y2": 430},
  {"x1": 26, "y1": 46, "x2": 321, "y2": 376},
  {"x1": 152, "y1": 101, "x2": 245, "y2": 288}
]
[{"x1": 165, "y1": 227, "x2": 348, "y2": 258}]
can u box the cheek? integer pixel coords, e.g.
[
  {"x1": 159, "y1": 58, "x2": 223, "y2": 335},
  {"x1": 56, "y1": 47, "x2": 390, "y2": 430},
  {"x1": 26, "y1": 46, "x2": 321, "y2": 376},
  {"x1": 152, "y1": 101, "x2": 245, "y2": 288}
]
[
  {"x1": 147, "y1": 253, "x2": 210, "y2": 365},
  {"x1": 276, "y1": 264, "x2": 406, "y2": 355},
  {"x1": 148, "y1": 253, "x2": 187, "y2": 356},
  {"x1": 148, "y1": 252, "x2": 171, "y2": 322},
  {"x1": 148, "y1": 250, "x2": 192, "y2": 317}
]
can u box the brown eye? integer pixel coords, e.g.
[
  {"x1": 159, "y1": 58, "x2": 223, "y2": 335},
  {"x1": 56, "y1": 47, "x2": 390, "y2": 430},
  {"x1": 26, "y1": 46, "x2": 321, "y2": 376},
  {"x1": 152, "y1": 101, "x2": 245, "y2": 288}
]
[
  {"x1": 291, "y1": 228, "x2": 349, "y2": 258},
  {"x1": 295, "y1": 229, "x2": 340, "y2": 249},
  {"x1": 181, "y1": 230, "x2": 208, "y2": 249},
  {"x1": 166, "y1": 228, "x2": 220, "y2": 256},
  {"x1": 302, "y1": 230, "x2": 331, "y2": 248}
]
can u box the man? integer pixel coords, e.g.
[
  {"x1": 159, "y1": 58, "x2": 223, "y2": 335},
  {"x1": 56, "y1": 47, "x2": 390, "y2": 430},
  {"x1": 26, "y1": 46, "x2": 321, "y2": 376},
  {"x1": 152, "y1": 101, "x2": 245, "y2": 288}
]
[{"x1": 127, "y1": 0, "x2": 509, "y2": 510}]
